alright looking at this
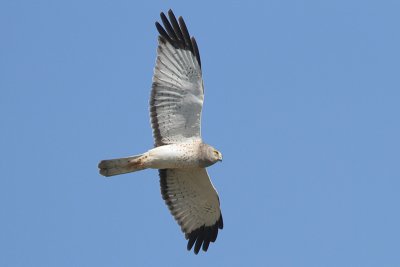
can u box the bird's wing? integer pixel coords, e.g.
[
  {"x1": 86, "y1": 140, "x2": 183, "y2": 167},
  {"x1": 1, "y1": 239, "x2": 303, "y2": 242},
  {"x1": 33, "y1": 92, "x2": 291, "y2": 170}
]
[
  {"x1": 151, "y1": 9, "x2": 204, "y2": 146},
  {"x1": 159, "y1": 168, "x2": 223, "y2": 254}
]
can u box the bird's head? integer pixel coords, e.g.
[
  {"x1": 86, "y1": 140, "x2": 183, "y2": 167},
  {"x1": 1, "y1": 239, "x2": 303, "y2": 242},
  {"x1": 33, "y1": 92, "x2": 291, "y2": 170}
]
[
  {"x1": 212, "y1": 149, "x2": 223, "y2": 162},
  {"x1": 200, "y1": 145, "x2": 223, "y2": 167}
]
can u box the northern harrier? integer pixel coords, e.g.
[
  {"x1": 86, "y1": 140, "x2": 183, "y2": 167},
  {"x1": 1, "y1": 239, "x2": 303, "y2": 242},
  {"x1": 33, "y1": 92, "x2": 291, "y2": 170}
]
[{"x1": 98, "y1": 9, "x2": 223, "y2": 254}]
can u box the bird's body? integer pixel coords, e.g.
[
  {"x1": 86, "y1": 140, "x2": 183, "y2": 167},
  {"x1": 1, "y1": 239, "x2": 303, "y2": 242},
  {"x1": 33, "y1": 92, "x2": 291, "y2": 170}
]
[
  {"x1": 99, "y1": 140, "x2": 221, "y2": 174},
  {"x1": 98, "y1": 9, "x2": 223, "y2": 254},
  {"x1": 147, "y1": 141, "x2": 222, "y2": 169}
]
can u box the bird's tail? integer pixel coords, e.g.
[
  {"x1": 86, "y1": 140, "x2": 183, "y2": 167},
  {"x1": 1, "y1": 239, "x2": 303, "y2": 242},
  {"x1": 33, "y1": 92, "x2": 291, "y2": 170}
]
[{"x1": 98, "y1": 154, "x2": 148, "y2": 177}]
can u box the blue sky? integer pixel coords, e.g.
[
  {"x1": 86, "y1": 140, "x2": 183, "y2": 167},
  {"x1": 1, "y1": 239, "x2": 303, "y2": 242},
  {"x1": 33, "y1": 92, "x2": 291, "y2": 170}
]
[{"x1": 1, "y1": 0, "x2": 400, "y2": 266}]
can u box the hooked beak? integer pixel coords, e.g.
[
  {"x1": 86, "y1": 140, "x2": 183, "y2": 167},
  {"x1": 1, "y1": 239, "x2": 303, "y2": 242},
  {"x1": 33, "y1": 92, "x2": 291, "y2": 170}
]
[{"x1": 218, "y1": 154, "x2": 223, "y2": 162}]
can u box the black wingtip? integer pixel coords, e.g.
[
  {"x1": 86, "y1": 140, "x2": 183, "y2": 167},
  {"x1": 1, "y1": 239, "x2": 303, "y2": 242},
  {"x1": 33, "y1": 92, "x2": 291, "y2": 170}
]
[
  {"x1": 193, "y1": 226, "x2": 205, "y2": 254},
  {"x1": 155, "y1": 9, "x2": 201, "y2": 68},
  {"x1": 219, "y1": 215, "x2": 224, "y2": 229},
  {"x1": 187, "y1": 229, "x2": 198, "y2": 251},
  {"x1": 185, "y1": 215, "x2": 223, "y2": 254},
  {"x1": 178, "y1": 16, "x2": 193, "y2": 52},
  {"x1": 155, "y1": 21, "x2": 171, "y2": 44},
  {"x1": 202, "y1": 229, "x2": 212, "y2": 252}
]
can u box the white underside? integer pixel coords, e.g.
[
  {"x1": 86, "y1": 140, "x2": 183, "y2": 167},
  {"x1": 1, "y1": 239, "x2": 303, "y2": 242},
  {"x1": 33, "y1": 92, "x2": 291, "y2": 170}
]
[{"x1": 146, "y1": 141, "x2": 200, "y2": 169}]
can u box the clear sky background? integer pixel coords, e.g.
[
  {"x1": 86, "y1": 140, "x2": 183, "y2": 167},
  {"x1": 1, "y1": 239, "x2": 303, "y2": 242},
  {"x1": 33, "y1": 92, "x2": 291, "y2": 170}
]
[{"x1": 1, "y1": 0, "x2": 399, "y2": 266}]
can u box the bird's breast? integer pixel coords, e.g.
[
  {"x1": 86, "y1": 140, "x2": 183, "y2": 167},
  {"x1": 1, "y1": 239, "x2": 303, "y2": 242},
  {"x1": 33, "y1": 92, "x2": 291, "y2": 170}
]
[{"x1": 146, "y1": 142, "x2": 203, "y2": 169}]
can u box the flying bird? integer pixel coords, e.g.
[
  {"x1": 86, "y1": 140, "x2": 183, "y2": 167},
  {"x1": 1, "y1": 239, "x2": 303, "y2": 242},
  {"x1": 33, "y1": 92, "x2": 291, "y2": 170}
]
[{"x1": 98, "y1": 9, "x2": 223, "y2": 254}]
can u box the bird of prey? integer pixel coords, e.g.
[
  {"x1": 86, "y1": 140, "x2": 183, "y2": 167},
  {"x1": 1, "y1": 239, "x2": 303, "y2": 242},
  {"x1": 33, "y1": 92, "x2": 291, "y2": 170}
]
[{"x1": 98, "y1": 9, "x2": 223, "y2": 254}]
